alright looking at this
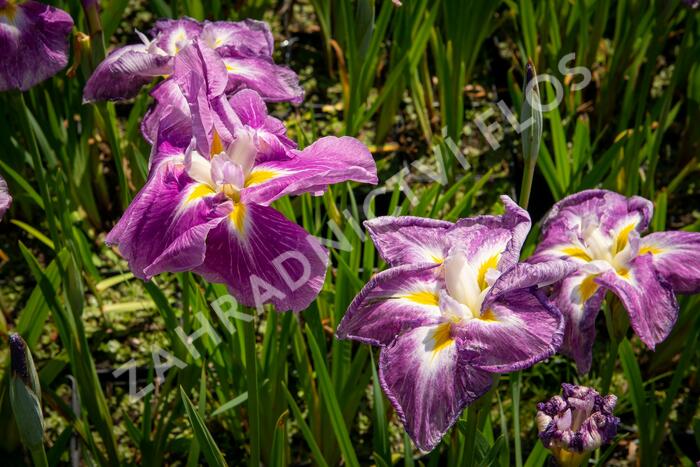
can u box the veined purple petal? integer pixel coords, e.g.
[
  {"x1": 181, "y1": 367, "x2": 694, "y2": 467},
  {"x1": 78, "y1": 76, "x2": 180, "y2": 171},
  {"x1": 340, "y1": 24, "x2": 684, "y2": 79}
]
[
  {"x1": 450, "y1": 195, "x2": 531, "y2": 271},
  {"x1": 640, "y1": 231, "x2": 700, "y2": 293},
  {"x1": 455, "y1": 289, "x2": 564, "y2": 373},
  {"x1": 241, "y1": 136, "x2": 378, "y2": 205},
  {"x1": 533, "y1": 189, "x2": 652, "y2": 264},
  {"x1": 195, "y1": 202, "x2": 328, "y2": 312},
  {"x1": 201, "y1": 19, "x2": 273, "y2": 56},
  {"x1": 141, "y1": 79, "x2": 190, "y2": 145},
  {"x1": 336, "y1": 263, "x2": 444, "y2": 346},
  {"x1": 0, "y1": 173, "x2": 11, "y2": 220},
  {"x1": 379, "y1": 324, "x2": 493, "y2": 452},
  {"x1": 83, "y1": 44, "x2": 172, "y2": 102},
  {"x1": 222, "y1": 55, "x2": 304, "y2": 104},
  {"x1": 105, "y1": 161, "x2": 225, "y2": 279},
  {"x1": 550, "y1": 272, "x2": 606, "y2": 374},
  {"x1": 541, "y1": 189, "x2": 653, "y2": 236},
  {"x1": 173, "y1": 42, "x2": 235, "y2": 157},
  {"x1": 364, "y1": 216, "x2": 454, "y2": 266},
  {"x1": 0, "y1": 0, "x2": 73, "y2": 91},
  {"x1": 595, "y1": 253, "x2": 678, "y2": 349},
  {"x1": 485, "y1": 260, "x2": 578, "y2": 305},
  {"x1": 152, "y1": 17, "x2": 202, "y2": 56},
  {"x1": 229, "y1": 89, "x2": 296, "y2": 161}
]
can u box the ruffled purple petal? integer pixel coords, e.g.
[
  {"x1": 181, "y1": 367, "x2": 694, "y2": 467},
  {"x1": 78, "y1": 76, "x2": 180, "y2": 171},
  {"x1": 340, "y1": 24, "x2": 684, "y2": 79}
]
[
  {"x1": 172, "y1": 42, "x2": 236, "y2": 156},
  {"x1": 0, "y1": 173, "x2": 11, "y2": 220},
  {"x1": 551, "y1": 272, "x2": 607, "y2": 374},
  {"x1": 229, "y1": 89, "x2": 296, "y2": 161},
  {"x1": 195, "y1": 202, "x2": 327, "y2": 312},
  {"x1": 152, "y1": 17, "x2": 202, "y2": 56},
  {"x1": 0, "y1": 0, "x2": 73, "y2": 91},
  {"x1": 241, "y1": 136, "x2": 378, "y2": 205},
  {"x1": 105, "y1": 161, "x2": 225, "y2": 279},
  {"x1": 336, "y1": 263, "x2": 444, "y2": 346},
  {"x1": 533, "y1": 189, "x2": 653, "y2": 264},
  {"x1": 454, "y1": 289, "x2": 564, "y2": 373},
  {"x1": 364, "y1": 216, "x2": 454, "y2": 267},
  {"x1": 595, "y1": 253, "x2": 678, "y2": 349},
  {"x1": 640, "y1": 231, "x2": 700, "y2": 293},
  {"x1": 83, "y1": 44, "x2": 173, "y2": 102},
  {"x1": 449, "y1": 195, "x2": 531, "y2": 271},
  {"x1": 485, "y1": 260, "x2": 578, "y2": 305},
  {"x1": 222, "y1": 55, "x2": 304, "y2": 104},
  {"x1": 379, "y1": 324, "x2": 493, "y2": 452},
  {"x1": 141, "y1": 79, "x2": 190, "y2": 145},
  {"x1": 201, "y1": 19, "x2": 273, "y2": 56}
]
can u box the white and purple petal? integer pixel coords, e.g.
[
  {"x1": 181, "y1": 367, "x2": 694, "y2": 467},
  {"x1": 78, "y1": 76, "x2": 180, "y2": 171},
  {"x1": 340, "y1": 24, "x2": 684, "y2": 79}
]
[
  {"x1": 595, "y1": 253, "x2": 678, "y2": 350},
  {"x1": 364, "y1": 216, "x2": 454, "y2": 267},
  {"x1": 449, "y1": 195, "x2": 531, "y2": 271},
  {"x1": 551, "y1": 272, "x2": 607, "y2": 374},
  {"x1": 454, "y1": 289, "x2": 564, "y2": 373},
  {"x1": 201, "y1": 19, "x2": 273, "y2": 56},
  {"x1": 152, "y1": 17, "x2": 202, "y2": 56},
  {"x1": 222, "y1": 55, "x2": 304, "y2": 104},
  {"x1": 533, "y1": 189, "x2": 653, "y2": 264},
  {"x1": 105, "y1": 161, "x2": 225, "y2": 279},
  {"x1": 336, "y1": 263, "x2": 444, "y2": 346},
  {"x1": 195, "y1": 202, "x2": 327, "y2": 313},
  {"x1": 379, "y1": 324, "x2": 493, "y2": 452},
  {"x1": 639, "y1": 231, "x2": 700, "y2": 293},
  {"x1": 241, "y1": 136, "x2": 378, "y2": 205},
  {"x1": 229, "y1": 89, "x2": 296, "y2": 161},
  {"x1": 83, "y1": 44, "x2": 172, "y2": 102},
  {"x1": 0, "y1": 0, "x2": 73, "y2": 92}
]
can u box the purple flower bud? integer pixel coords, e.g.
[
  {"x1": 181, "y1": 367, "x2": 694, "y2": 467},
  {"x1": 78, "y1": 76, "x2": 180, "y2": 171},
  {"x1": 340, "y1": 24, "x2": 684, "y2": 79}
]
[
  {"x1": 10, "y1": 333, "x2": 29, "y2": 383},
  {"x1": 537, "y1": 384, "x2": 619, "y2": 466}
]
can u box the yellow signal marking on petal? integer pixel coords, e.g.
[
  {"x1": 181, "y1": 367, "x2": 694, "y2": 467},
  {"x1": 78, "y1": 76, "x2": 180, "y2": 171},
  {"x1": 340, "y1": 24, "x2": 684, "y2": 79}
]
[
  {"x1": 186, "y1": 184, "x2": 216, "y2": 203},
  {"x1": 403, "y1": 290, "x2": 439, "y2": 307},
  {"x1": 561, "y1": 246, "x2": 592, "y2": 262},
  {"x1": 229, "y1": 203, "x2": 246, "y2": 231},
  {"x1": 431, "y1": 323, "x2": 453, "y2": 355},
  {"x1": 430, "y1": 255, "x2": 444, "y2": 264},
  {"x1": 244, "y1": 169, "x2": 279, "y2": 187},
  {"x1": 614, "y1": 223, "x2": 636, "y2": 254},
  {"x1": 478, "y1": 308, "x2": 499, "y2": 322},
  {"x1": 639, "y1": 245, "x2": 664, "y2": 256},
  {"x1": 477, "y1": 254, "x2": 500, "y2": 290},
  {"x1": 578, "y1": 275, "x2": 599, "y2": 302},
  {"x1": 0, "y1": 3, "x2": 18, "y2": 21},
  {"x1": 211, "y1": 130, "x2": 224, "y2": 156}
]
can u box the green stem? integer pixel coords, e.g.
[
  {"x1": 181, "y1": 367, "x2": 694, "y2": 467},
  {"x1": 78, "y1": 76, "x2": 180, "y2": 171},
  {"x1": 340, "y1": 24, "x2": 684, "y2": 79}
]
[
  {"x1": 15, "y1": 93, "x2": 61, "y2": 248},
  {"x1": 461, "y1": 404, "x2": 480, "y2": 467},
  {"x1": 518, "y1": 159, "x2": 536, "y2": 210},
  {"x1": 244, "y1": 312, "x2": 261, "y2": 467},
  {"x1": 512, "y1": 371, "x2": 523, "y2": 467}
]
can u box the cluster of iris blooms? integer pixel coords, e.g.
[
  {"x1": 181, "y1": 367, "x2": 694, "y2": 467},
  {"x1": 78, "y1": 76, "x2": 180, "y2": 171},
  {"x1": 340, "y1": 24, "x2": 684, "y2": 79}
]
[{"x1": 2, "y1": 2, "x2": 700, "y2": 465}]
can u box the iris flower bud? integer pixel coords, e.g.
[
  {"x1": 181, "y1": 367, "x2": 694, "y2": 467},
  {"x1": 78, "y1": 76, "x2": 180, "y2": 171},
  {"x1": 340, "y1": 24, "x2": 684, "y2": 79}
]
[
  {"x1": 537, "y1": 384, "x2": 619, "y2": 467},
  {"x1": 9, "y1": 334, "x2": 46, "y2": 457}
]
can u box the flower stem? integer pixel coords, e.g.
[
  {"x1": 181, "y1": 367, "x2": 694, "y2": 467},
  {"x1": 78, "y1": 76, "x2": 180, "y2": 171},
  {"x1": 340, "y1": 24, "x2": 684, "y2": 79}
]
[
  {"x1": 518, "y1": 159, "x2": 536, "y2": 210},
  {"x1": 512, "y1": 370, "x2": 523, "y2": 467},
  {"x1": 243, "y1": 312, "x2": 261, "y2": 467}
]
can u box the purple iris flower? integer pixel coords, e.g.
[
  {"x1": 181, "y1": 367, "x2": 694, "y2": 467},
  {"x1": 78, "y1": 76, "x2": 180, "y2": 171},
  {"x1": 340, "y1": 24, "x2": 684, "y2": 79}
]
[
  {"x1": 337, "y1": 196, "x2": 574, "y2": 451},
  {"x1": 537, "y1": 384, "x2": 619, "y2": 467},
  {"x1": 0, "y1": 0, "x2": 73, "y2": 91},
  {"x1": 0, "y1": 173, "x2": 11, "y2": 219},
  {"x1": 83, "y1": 17, "x2": 303, "y2": 105},
  {"x1": 105, "y1": 42, "x2": 377, "y2": 312},
  {"x1": 530, "y1": 189, "x2": 700, "y2": 373}
]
